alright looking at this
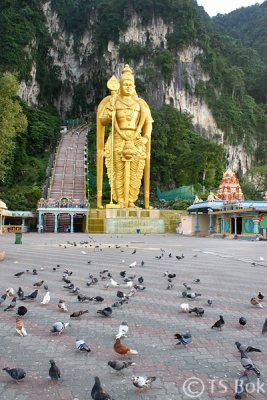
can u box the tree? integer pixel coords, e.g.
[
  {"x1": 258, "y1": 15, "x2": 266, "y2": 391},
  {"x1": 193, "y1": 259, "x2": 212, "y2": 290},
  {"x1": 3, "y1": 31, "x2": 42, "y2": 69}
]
[{"x1": 0, "y1": 72, "x2": 27, "y2": 183}]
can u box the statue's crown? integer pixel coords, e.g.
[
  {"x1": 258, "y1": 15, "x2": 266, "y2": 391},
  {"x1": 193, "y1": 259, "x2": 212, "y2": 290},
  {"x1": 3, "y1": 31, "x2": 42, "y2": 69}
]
[{"x1": 120, "y1": 64, "x2": 134, "y2": 83}]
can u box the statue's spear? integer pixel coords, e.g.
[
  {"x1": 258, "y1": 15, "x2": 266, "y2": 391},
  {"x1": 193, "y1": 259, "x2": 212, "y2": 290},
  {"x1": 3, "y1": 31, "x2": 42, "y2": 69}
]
[{"x1": 107, "y1": 76, "x2": 120, "y2": 206}]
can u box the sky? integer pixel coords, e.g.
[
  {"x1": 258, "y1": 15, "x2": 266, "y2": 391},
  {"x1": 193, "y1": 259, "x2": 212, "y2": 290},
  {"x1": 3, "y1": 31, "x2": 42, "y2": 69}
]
[{"x1": 197, "y1": 0, "x2": 265, "y2": 17}]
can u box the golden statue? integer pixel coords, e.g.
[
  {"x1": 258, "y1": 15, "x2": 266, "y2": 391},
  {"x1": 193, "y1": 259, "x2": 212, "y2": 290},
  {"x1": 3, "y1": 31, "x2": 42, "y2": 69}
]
[{"x1": 96, "y1": 65, "x2": 153, "y2": 208}]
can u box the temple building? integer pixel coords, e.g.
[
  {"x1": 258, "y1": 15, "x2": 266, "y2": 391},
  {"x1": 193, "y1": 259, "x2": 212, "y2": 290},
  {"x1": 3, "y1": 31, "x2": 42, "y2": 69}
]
[
  {"x1": 184, "y1": 169, "x2": 267, "y2": 239},
  {"x1": 0, "y1": 200, "x2": 33, "y2": 234}
]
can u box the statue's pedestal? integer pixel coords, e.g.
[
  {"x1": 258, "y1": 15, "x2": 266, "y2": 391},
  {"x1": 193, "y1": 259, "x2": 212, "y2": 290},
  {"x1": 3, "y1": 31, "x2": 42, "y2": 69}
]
[{"x1": 87, "y1": 208, "x2": 182, "y2": 234}]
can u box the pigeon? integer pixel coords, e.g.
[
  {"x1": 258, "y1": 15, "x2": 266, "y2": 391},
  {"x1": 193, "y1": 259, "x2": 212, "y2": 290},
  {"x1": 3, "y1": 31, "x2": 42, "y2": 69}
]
[
  {"x1": 169, "y1": 253, "x2": 172, "y2": 258},
  {"x1": 131, "y1": 375, "x2": 156, "y2": 391},
  {"x1": 91, "y1": 376, "x2": 113, "y2": 400},
  {"x1": 17, "y1": 287, "x2": 24, "y2": 299},
  {"x1": 0, "y1": 293, "x2": 7, "y2": 305},
  {"x1": 97, "y1": 307, "x2": 112, "y2": 317},
  {"x1": 17, "y1": 306, "x2": 28, "y2": 317},
  {"x1": 239, "y1": 317, "x2": 247, "y2": 328},
  {"x1": 91, "y1": 296, "x2": 104, "y2": 302},
  {"x1": 129, "y1": 261, "x2": 137, "y2": 268},
  {"x1": 132, "y1": 249, "x2": 136, "y2": 254},
  {"x1": 235, "y1": 372, "x2": 249, "y2": 399},
  {"x1": 240, "y1": 350, "x2": 260, "y2": 376},
  {"x1": 193, "y1": 278, "x2": 200, "y2": 284},
  {"x1": 117, "y1": 290, "x2": 129, "y2": 299},
  {"x1": 138, "y1": 277, "x2": 144, "y2": 284},
  {"x1": 258, "y1": 292, "x2": 264, "y2": 301},
  {"x1": 134, "y1": 284, "x2": 146, "y2": 291},
  {"x1": 32, "y1": 268, "x2": 38, "y2": 275},
  {"x1": 141, "y1": 260, "x2": 144, "y2": 266},
  {"x1": 50, "y1": 321, "x2": 71, "y2": 335},
  {"x1": 180, "y1": 303, "x2": 190, "y2": 313},
  {"x1": 207, "y1": 299, "x2": 213, "y2": 306},
  {"x1": 235, "y1": 342, "x2": 261, "y2": 353},
  {"x1": 116, "y1": 321, "x2": 129, "y2": 339},
  {"x1": 167, "y1": 283, "x2": 174, "y2": 290},
  {"x1": 41, "y1": 292, "x2": 50, "y2": 305},
  {"x1": 69, "y1": 287, "x2": 80, "y2": 295},
  {"x1": 44, "y1": 284, "x2": 49, "y2": 291},
  {"x1": 262, "y1": 318, "x2": 267, "y2": 334},
  {"x1": 6, "y1": 288, "x2": 15, "y2": 297},
  {"x1": 58, "y1": 299, "x2": 68, "y2": 312},
  {"x1": 120, "y1": 271, "x2": 127, "y2": 278},
  {"x1": 106, "y1": 278, "x2": 120, "y2": 288},
  {"x1": 108, "y1": 360, "x2": 135, "y2": 373},
  {"x1": 189, "y1": 307, "x2": 204, "y2": 317},
  {"x1": 174, "y1": 331, "x2": 192, "y2": 347},
  {"x1": 168, "y1": 273, "x2": 176, "y2": 279},
  {"x1": 182, "y1": 292, "x2": 201, "y2": 299},
  {"x1": 3, "y1": 367, "x2": 26, "y2": 384},
  {"x1": 114, "y1": 338, "x2": 138, "y2": 356},
  {"x1": 211, "y1": 315, "x2": 225, "y2": 330},
  {"x1": 250, "y1": 297, "x2": 263, "y2": 308},
  {"x1": 21, "y1": 289, "x2": 38, "y2": 301},
  {"x1": 15, "y1": 317, "x2": 27, "y2": 336},
  {"x1": 14, "y1": 272, "x2": 24, "y2": 277},
  {"x1": 87, "y1": 278, "x2": 98, "y2": 286},
  {"x1": 4, "y1": 296, "x2": 16, "y2": 311},
  {"x1": 75, "y1": 338, "x2": 91, "y2": 352},
  {"x1": 49, "y1": 360, "x2": 60, "y2": 384},
  {"x1": 33, "y1": 280, "x2": 44, "y2": 287},
  {"x1": 183, "y1": 283, "x2": 191, "y2": 290},
  {"x1": 63, "y1": 283, "x2": 74, "y2": 290},
  {"x1": 70, "y1": 310, "x2": 88, "y2": 318},
  {"x1": 78, "y1": 294, "x2": 92, "y2": 302}
]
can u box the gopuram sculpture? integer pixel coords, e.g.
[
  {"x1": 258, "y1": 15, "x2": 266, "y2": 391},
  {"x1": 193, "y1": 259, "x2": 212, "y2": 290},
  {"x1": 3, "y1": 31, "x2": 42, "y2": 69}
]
[
  {"x1": 96, "y1": 65, "x2": 153, "y2": 209},
  {"x1": 217, "y1": 168, "x2": 244, "y2": 200}
]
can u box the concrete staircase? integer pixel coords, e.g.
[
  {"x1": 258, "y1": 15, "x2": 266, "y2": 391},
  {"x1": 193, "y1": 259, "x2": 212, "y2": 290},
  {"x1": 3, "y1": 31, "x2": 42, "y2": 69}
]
[{"x1": 45, "y1": 125, "x2": 88, "y2": 232}]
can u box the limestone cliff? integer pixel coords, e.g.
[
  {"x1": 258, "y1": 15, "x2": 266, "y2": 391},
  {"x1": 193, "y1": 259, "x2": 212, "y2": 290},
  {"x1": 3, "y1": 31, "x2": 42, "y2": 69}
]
[{"x1": 18, "y1": 1, "x2": 253, "y2": 174}]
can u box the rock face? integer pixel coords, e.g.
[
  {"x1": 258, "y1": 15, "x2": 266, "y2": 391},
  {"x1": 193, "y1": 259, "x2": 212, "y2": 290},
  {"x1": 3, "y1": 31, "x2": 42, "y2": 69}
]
[
  {"x1": 217, "y1": 169, "x2": 244, "y2": 200},
  {"x1": 17, "y1": 1, "x2": 252, "y2": 174}
]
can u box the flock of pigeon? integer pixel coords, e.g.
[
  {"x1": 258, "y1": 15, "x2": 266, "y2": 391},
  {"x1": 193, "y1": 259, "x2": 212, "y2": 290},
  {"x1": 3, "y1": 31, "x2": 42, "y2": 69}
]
[{"x1": 1, "y1": 237, "x2": 267, "y2": 399}]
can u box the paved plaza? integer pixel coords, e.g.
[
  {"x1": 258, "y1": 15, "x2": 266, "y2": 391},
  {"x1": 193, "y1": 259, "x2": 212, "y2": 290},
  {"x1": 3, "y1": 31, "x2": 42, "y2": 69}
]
[{"x1": 0, "y1": 233, "x2": 266, "y2": 400}]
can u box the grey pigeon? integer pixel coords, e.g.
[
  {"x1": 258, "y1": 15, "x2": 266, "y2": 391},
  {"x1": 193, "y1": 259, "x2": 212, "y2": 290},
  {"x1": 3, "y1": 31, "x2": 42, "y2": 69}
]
[
  {"x1": 235, "y1": 342, "x2": 261, "y2": 353},
  {"x1": 75, "y1": 339, "x2": 91, "y2": 352},
  {"x1": 239, "y1": 317, "x2": 247, "y2": 328},
  {"x1": 189, "y1": 307, "x2": 204, "y2": 317},
  {"x1": 17, "y1": 287, "x2": 24, "y2": 298},
  {"x1": 235, "y1": 372, "x2": 249, "y2": 399},
  {"x1": 3, "y1": 367, "x2": 26, "y2": 383},
  {"x1": 21, "y1": 289, "x2": 38, "y2": 301},
  {"x1": 91, "y1": 376, "x2": 113, "y2": 399},
  {"x1": 0, "y1": 293, "x2": 7, "y2": 305},
  {"x1": 50, "y1": 321, "x2": 70, "y2": 335},
  {"x1": 240, "y1": 350, "x2": 260, "y2": 376},
  {"x1": 97, "y1": 307, "x2": 112, "y2": 317},
  {"x1": 108, "y1": 360, "x2": 135, "y2": 373},
  {"x1": 49, "y1": 360, "x2": 60, "y2": 384},
  {"x1": 4, "y1": 296, "x2": 17, "y2": 311},
  {"x1": 174, "y1": 331, "x2": 192, "y2": 347},
  {"x1": 262, "y1": 318, "x2": 267, "y2": 334}
]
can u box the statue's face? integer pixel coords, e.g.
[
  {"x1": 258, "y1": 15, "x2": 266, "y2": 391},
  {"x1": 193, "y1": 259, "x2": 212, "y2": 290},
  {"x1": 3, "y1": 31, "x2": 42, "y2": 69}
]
[{"x1": 121, "y1": 79, "x2": 135, "y2": 96}]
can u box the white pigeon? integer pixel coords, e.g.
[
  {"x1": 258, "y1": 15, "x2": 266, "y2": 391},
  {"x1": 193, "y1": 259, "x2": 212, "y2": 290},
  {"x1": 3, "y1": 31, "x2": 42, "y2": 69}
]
[
  {"x1": 116, "y1": 321, "x2": 129, "y2": 339},
  {"x1": 129, "y1": 261, "x2": 137, "y2": 268},
  {"x1": 81, "y1": 251, "x2": 87, "y2": 255},
  {"x1": 6, "y1": 288, "x2": 15, "y2": 297},
  {"x1": 106, "y1": 278, "x2": 120, "y2": 288},
  {"x1": 131, "y1": 375, "x2": 156, "y2": 391},
  {"x1": 41, "y1": 291, "x2": 50, "y2": 305},
  {"x1": 260, "y1": 256, "x2": 264, "y2": 261},
  {"x1": 125, "y1": 281, "x2": 134, "y2": 289},
  {"x1": 180, "y1": 303, "x2": 190, "y2": 312},
  {"x1": 122, "y1": 259, "x2": 125, "y2": 263}
]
